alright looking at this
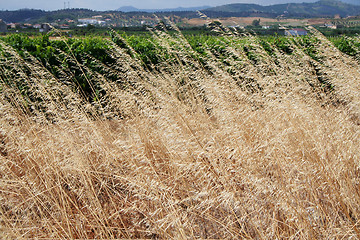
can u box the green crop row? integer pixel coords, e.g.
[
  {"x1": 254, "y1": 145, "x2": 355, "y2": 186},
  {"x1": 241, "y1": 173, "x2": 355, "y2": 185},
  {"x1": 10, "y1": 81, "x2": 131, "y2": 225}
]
[
  {"x1": 0, "y1": 32, "x2": 358, "y2": 109},
  {"x1": 1, "y1": 33, "x2": 358, "y2": 70}
]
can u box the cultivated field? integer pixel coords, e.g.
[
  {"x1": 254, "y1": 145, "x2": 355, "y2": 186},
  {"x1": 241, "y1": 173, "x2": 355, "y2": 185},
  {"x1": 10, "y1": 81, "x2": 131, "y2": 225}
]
[
  {"x1": 0, "y1": 24, "x2": 360, "y2": 238},
  {"x1": 184, "y1": 16, "x2": 331, "y2": 27}
]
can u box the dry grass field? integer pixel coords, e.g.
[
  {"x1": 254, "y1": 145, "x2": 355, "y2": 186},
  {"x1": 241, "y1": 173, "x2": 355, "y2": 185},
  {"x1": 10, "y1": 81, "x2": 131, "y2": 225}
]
[
  {"x1": 184, "y1": 17, "x2": 329, "y2": 27},
  {"x1": 0, "y1": 25, "x2": 359, "y2": 238}
]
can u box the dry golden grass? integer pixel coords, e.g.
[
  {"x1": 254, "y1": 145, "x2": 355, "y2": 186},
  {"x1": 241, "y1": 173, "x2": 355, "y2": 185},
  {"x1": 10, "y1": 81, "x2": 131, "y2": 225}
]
[{"x1": 0, "y1": 26, "x2": 359, "y2": 239}]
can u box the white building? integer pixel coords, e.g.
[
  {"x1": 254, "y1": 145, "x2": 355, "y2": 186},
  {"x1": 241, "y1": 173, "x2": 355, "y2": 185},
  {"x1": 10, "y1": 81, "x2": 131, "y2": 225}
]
[
  {"x1": 285, "y1": 28, "x2": 307, "y2": 36},
  {"x1": 325, "y1": 23, "x2": 337, "y2": 29},
  {"x1": 78, "y1": 18, "x2": 99, "y2": 25}
]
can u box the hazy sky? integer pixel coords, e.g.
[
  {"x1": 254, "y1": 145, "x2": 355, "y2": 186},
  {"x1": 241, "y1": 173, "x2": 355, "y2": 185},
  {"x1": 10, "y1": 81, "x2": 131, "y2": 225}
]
[{"x1": 0, "y1": 0, "x2": 319, "y2": 11}]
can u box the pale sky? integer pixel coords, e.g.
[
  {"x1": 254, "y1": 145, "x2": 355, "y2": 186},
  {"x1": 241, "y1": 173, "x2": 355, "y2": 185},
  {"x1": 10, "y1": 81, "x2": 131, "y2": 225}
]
[{"x1": 0, "y1": 0, "x2": 322, "y2": 11}]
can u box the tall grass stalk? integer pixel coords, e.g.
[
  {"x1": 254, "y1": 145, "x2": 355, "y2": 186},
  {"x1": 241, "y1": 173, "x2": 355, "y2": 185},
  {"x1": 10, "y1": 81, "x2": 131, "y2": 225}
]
[{"x1": 0, "y1": 23, "x2": 359, "y2": 238}]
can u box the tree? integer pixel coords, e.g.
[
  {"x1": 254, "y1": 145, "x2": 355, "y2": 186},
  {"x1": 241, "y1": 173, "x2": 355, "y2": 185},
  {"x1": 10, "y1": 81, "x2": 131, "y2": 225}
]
[
  {"x1": 86, "y1": 24, "x2": 95, "y2": 31},
  {"x1": 252, "y1": 19, "x2": 261, "y2": 26}
]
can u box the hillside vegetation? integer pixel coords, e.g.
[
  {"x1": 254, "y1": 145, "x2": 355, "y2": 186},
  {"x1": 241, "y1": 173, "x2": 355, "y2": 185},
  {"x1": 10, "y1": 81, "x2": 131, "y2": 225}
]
[
  {"x1": 204, "y1": 0, "x2": 360, "y2": 18},
  {"x1": 0, "y1": 24, "x2": 360, "y2": 238},
  {"x1": 1, "y1": 0, "x2": 360, "y2": 24}
]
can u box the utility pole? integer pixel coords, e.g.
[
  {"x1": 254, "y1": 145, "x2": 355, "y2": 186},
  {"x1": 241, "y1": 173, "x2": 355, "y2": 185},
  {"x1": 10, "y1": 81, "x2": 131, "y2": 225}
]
[{"x1": 64, "y1": 1, "x2": 70, "y2": 9}]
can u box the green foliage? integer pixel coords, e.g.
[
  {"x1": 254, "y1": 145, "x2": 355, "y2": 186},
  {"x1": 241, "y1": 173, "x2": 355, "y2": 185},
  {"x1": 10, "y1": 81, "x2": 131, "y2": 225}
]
[
  {"x1": 259, "y1": 38, "x2": 275, "y2": 56},
  {"x1": 243, "y1": 44, "x2": 258, "y2": 63},
  {"x1": 252, "y1": 19, "x2": 261, "y2": 27},
  {"x1": 329, "y1": 35, "x2": 360, "y2": 57},
  {"x1": 0, "y1": 34, "x2": 113, "y2": 102},
  {"x1": 2, "y1": 34, "x2": 59, "y2": 70},
  {"x1": 127, "y1": 35, "x2": 167, "y2": 67},
  {"x1": 295, "y1": 35, "x2": 323, "y2": 61},
  {"x1": 1, "y1": 31, "x2": 359, "y2": 108},
  {"x1": 273, "y1": 37, "x2": 293, "y2": 54},
  {"x1": 67, "y1": 37, "x2": 112, "y2": 63}
]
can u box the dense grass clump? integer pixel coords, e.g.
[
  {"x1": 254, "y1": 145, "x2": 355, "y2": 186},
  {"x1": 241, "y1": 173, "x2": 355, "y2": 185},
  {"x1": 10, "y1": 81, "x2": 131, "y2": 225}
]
[{"x1": 0, "y1": 26, "x2": 360, "y2": 239}]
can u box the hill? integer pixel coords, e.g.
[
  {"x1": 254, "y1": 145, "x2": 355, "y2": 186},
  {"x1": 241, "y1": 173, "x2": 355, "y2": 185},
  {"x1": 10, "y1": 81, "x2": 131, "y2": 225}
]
[
  {"x1": 0, "y1": 9, "x2": 46, "y2": 23},
  {"x1": 0, "y1": 8, "x2": 200, "y2": 24},
  {"x1": 0, "y1": 0, "x2": 359, "y2": 25},
  {"x1": 117, "y1": 6, "x2": 211, "y2": 13},
  {"x1": 0, "y1": 8, "x2": 97, "y2": 23},
  {"x1": 203, "y1": 0, "x2": 360, "y2": 18}
]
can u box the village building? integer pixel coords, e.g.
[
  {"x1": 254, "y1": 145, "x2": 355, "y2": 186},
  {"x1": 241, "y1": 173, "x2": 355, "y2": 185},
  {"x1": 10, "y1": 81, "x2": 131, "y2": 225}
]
[
  {"x1": 23, "y1": 23, "x2": 33, "y2": 28},
  {"x1": 59, "y1": 24, "x2": 70, "y2": 29},
  {"x1": 0, "y1": 19, "x2": 8, "y2": 32},
  {"x1": 78, "y1": 18, "x2": 99, "y2": 25},
  {"x1": 40, "y1": 23, "x2": 52, "y2": 33},
  {"x1": 325, "y1": 23, "x2": 337, "y2": 29},
  {"x1": 285, "y1": 28, "x2": 307, "y2": 36}
]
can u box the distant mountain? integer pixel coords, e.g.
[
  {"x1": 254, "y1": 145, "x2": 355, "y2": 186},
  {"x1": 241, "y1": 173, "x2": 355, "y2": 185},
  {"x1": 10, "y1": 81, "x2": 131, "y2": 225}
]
[
  {"x1": 1, "y1": 0, "x2": 359, "y2": 25},
  {"x1": 203, "y1": 0, "x2": 360, "y2": 18},
  {"x1": 116, "y1": 6, "x2": 211, "y2": 13},
  {"x1": 117, "y1": 6, "x2": 139, "y2": 12},
  {"x1": 341, "y1": 0, "x2": 360, "y2": 5}
]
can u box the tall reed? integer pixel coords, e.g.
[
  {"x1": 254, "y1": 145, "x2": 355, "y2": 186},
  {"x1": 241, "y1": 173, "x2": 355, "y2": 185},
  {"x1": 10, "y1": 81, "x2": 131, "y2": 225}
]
[{"x1": 0, "y1": 23, "x2": 359, "y2": 238}]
